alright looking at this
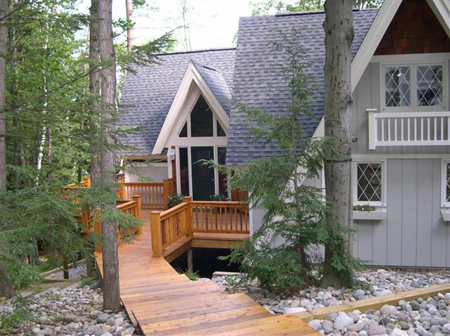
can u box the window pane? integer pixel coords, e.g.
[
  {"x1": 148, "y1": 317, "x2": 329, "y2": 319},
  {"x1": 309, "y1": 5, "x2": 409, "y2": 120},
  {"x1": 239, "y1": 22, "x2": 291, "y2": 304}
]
[
  {"x1": 191, "y1": 95, "x2": 213, "y2": 137},
  {"x1": 218, "y1": 147, "x2": 227, "y2": 197},
  {"x1": 417, "y1": 65, "x2": 443, "y2": 107},
  {"x1": 385, "y1": 67, "x2": 411, "y2": 107},
  {"x1": 217, "y1": 121, "x2": 226, "y2": 137},
  {"x1": 446, "y1": 163, "x2": 450, "y2": 203},
  {"x1": 179, "y1": 148, "x2": 189, "y2": 196},
  {"x1": 179, "y1": 121, "x2": 187, "y2": 137},
  {"x1": 357, "y1": 163, "x2": 382, "y2": 202}
]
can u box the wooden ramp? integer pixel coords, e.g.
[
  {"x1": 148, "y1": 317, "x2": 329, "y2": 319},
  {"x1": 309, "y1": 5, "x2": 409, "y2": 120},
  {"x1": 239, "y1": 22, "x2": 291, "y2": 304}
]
[{"x1": 96, "y1": 210, "x2": 318, "y2": 336}]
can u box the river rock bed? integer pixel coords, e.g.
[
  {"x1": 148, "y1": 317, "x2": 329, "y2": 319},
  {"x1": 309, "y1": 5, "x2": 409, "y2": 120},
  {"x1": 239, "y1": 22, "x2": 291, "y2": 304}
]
[
  {"x1": 0, "y1": 283, "x2": 137, "y2": 336},
  {"x1": 211, "y1": 269, "x2": 450, "y2": 315},
  {"x1": 308, "y1": 293, "x2": 450, "y2": 335},
  {"x1": 45, "y1": 263, "x2": 87, "y2": 281}
]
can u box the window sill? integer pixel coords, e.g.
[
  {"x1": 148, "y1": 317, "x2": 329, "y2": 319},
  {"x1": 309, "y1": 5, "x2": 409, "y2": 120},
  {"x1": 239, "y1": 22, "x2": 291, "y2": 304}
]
[
  {"x1": 353, "y1": 208, "x2": 387, "y2": 221},
  {"x1": 441, "y1": 209, "x2": 450, "y2": 222}
]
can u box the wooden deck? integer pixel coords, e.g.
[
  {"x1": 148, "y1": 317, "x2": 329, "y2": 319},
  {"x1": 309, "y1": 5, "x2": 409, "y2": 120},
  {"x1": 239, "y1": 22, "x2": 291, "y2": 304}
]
[{"x1": 96, "y1": 210, "x2": 318, "y2": 336}]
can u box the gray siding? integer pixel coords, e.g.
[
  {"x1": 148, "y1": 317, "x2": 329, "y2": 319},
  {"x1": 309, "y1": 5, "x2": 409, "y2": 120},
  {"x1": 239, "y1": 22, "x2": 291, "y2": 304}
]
[{"x1": 353, "y1": 159, "x2": 448, "y2": 267}]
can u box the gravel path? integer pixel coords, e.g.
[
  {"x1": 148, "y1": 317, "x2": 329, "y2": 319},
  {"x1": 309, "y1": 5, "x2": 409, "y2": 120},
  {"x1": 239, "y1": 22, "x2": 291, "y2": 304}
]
[
  {"x1": 308, "y1": 294, "x2": 450, "y2": 335},
  {"x1": 212, "y1": 269, "x2": 450, "y2": 315},
  {"x1": 0, "y1": 282, "x2": 138, "y2": 336}
]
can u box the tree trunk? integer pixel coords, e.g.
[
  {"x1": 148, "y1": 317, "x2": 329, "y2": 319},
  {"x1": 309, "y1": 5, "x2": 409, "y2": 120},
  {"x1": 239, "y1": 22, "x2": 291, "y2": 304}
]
[
  {"x1": 87, "y1": 0, "x2": 100, "y2": 279},
  {"x1": 321, "y1": 0, "x2": 354, "y2": 288},
  {"x1": 0, "y1": 0, "x2": 14, "y2": 299},
  {"x1": 98, "y1": 0, "x2": 121, "y2": 311},
  {"x1": 125, "y1": 0, "x2": 134, "y2": 52}
]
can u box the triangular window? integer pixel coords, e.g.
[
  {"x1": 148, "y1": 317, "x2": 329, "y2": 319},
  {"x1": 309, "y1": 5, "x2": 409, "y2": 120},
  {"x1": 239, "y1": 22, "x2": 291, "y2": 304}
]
[
  {"x1": 217, "y1": 121, "x2": 226, "y2": 137},
  {"x1": 179, "y1": 121, "x2": 188, "y2": 137},
  {"x1": 191, "y1": 95, "x2": 213, "y2": 137}
]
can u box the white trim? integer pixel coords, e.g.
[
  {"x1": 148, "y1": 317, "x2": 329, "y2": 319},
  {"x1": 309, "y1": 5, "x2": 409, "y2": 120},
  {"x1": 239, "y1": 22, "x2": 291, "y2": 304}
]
[
  {"x1": 351, "y1": 0, "x2": 403, "y2": 93},
  {"x1": 353, "y1": 208, "x2": 387, "y2": 220},
  {"x1": 152, "y1": 61, "x2": 230, "y2": 155},
  {"x1": 353, "y1": 154, "x2": 450, "y2": 160},
  {"x1": 442, "y1": 159, "x2": 450, "y2": 207},
  {"x1": 312, "y1": 117, "x2": 324, "y2": 138},
  {"x1": 371, "y1": 53, "x2": 450, "y2": 64},
  {"x1": 427, "y1": 0, "x2": 450, "y2": 38},
  {"x1": 352, "y1": 159, "x2": 387, "y2": 207}
]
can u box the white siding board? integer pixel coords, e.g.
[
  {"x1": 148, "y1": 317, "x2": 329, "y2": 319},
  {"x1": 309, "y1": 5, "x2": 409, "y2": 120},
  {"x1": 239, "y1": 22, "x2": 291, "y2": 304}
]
[
  {"x1": 431, "y1": 159, "x2": 447, "y2": 267},
  {"x1": 386, "y1": 159, "x2": 402, "y2": 266},
  {"x1": 417, "y1": 160, "x2": 434, "y2": 266},
  {"x1": 401, "y1": 160, "x2": 418, "y2": 266}
]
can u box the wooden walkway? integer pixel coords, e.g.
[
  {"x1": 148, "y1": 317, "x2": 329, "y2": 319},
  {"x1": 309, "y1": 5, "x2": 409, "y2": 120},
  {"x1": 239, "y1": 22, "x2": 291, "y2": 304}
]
[{"x1": 96, "y1": 210, "x2": 318, "y2": 336}]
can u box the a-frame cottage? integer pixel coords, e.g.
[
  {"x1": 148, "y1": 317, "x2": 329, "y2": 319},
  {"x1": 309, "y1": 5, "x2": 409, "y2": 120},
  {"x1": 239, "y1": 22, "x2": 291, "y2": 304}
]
[{"x1": 119, "y1": 0, "x2": 450, "y2": 268}]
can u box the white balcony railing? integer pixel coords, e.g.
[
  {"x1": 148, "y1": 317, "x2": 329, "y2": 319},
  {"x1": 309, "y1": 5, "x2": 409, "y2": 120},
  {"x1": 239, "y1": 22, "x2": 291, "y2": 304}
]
[{"x1": 368, "y1": 109, "x2": 450, "y2": 149}]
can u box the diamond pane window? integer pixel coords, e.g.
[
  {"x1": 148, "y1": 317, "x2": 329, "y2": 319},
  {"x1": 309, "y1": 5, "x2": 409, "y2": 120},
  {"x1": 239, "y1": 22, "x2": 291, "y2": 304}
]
[
  {"x1": 357, "y1": 163, "x2": 382, "y2": 203},
  {"x1": 446, "y1": 163, "x2": 450, "y2": 203},
  {"x1": 385, "y1": 67, "x2": 411, "y2": 107},
  {"x1": 417, "y1": 65, "x2": 443, "y2": 107}
]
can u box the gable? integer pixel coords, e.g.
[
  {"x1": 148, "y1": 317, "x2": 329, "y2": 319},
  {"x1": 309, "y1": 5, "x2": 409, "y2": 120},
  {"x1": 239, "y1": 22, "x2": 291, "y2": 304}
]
[{"x1": 375, "y1": 0, "x2": 450, "y2": 55}]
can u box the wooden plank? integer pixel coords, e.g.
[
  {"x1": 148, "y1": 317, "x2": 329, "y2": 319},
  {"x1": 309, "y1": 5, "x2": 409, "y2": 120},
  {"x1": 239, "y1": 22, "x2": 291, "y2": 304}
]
[
  {"x1": 96, "y1": 209, "x2": 317, "y2": 336},
  {"x1": 296, "y1": 283, "x2": 450, "y2": 322}
]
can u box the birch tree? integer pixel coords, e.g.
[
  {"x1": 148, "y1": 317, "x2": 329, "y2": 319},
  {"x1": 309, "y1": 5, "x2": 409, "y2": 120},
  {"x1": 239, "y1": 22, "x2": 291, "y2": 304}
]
[
  {"x1": 98, "y1": 0, "x2": 121, "y2": 311},
  {"x1": 321, "y1": 0, "x2": 355, "y2": 288}
]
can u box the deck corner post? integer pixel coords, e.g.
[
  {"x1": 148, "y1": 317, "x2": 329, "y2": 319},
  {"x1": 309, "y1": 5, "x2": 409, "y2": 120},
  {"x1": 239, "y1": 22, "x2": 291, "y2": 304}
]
[
  {"x1": 183, "y1": 196, "x2": 193, "y2": 237},
  {"x1": 163, "y1": 179, "x2": 171, "y2": 208},
  {"x1": 132, "y1": 195, "x2": 142, "y2": 234},
  {"x1": 150, "y1": 210, "x2": 163, "y2": 257}
]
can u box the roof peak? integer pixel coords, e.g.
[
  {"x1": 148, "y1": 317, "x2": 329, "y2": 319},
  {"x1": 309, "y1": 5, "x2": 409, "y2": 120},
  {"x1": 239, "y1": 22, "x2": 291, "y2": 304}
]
[{"x1": 155, "y1": 47, "x2": 236, "y2": 57}]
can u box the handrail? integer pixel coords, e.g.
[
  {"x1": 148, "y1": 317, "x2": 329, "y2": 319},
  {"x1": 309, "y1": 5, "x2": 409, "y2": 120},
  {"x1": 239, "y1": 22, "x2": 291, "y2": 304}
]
[
  {"x1": 119, "y1": 179, "x2": 174, "y2": 208},
  {"x1": 150, "y1": 198, "x2": 249, "y2": 257},
  {"x1": 368, "y1": 109, "x2": 450, "y2": 149}
]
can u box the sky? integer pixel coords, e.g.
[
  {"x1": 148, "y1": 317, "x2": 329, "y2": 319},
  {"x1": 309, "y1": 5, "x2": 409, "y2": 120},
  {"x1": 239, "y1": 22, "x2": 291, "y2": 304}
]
[{"x1": 80, "y1": 0, "x2": 257, "y2": 51}]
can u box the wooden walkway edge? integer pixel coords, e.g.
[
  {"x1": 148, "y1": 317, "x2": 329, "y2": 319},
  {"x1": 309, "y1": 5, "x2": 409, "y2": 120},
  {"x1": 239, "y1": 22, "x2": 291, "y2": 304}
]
[
  {"x1": 96, "y1": 210, "x2": 318, "y2": 336},
  {"x1": 296, "y1": 283, "x2": 450, "y2": 322}
]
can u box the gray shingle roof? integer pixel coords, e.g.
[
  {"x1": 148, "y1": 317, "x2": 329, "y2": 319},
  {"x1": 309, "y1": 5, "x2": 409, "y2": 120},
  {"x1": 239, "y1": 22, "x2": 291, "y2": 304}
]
[
  {"x1": 226, "y1": 9, "x2": 378, "y2": 166},
  {"x1": 119, "y1": 48, "x2": 236, "y2": 156},
  {"x1": 193, "y1": 61, "x2": 233, "y2": 115}
]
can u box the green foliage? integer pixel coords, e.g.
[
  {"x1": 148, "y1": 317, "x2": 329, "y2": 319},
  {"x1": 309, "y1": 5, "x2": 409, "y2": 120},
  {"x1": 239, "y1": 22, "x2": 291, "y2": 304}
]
[
  {"x1": 175, "y1": 268, "x2": 199, "y2": 281},
  {"x1": 80, "y1": 277, "x2": 92, "y2": 288},
  {"x1": 251, "y1": 0, "x2": 381, "y2": 15},
  {"x1": 210, "y1": 194, "x2": 229, "y2": 201},
  {"x1": 168, "y1": 193, "x2": 184, "y2": 208},
  {"x1": 353, "y1": 204, "x2": 376, "y2": 212},
  {"x1": 0, "y1": 297, "x2": 32, "y2": 335},
  {"x1": 217, "y1": 31, "x2": 360, "y2": 293}
]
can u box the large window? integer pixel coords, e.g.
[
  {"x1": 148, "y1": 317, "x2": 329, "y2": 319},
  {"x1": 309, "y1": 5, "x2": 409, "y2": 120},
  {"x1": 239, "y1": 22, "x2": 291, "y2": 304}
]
[
  {"x1": 178, "y1": 95, "x2": 227, "y2": 138},
  {"x1": 354, "y1": 162, "x2": 384, "y2": 205},
  {"x1": 384, "y1": 63, "x2": 445, "y2": 110}
]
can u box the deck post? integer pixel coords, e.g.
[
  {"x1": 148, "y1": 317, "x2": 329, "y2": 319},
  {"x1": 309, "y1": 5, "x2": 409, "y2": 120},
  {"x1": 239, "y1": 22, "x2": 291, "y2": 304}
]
[
  {"x1": 187, "y1": 249, "x2": 193, "y2": 273},
  {"x1": 151, "y1": 211, "x2": 163, "y2": 257},
  {"x1": 132, "y1": 195, "x2": 142, "y2": 234},
  {"x1": 163, "y1": 179, "x2": 171, "y2": 208},
  {"x1": 183, "y1": 196, "x2": 193, "y2": 237}
]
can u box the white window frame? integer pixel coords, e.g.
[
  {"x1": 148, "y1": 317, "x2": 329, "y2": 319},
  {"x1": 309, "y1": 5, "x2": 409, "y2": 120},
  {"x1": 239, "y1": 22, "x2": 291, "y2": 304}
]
[
  {"x1": 175, "y1": 145, "x2": 226, "y2": 199},
  {"x1": 376, "y1": 53, "x2": 449, "y2": 113},
  {"x1": 352, "y1": 159, "x2": 387, "y2": 207},
  {"x1": 442, "y1": 160, "x2": 450, "y2": 208}
]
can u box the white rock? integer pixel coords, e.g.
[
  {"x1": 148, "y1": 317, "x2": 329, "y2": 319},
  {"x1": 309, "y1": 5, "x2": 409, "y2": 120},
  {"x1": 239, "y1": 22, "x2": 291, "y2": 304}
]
[
  {"x1": 284, "y1": 307, "x2": 307, "y2": 314},
  {"x1": 334, "y1": 312, "x2": 354, "y2": 330},
  {"x1": 380, "y1": 304, "x2": 398, "y2": 317},
  {"x1": 390, "y1": 328, "x2": 408, "y2": 336},
  {"x1": 308, "y1": 320, "x2": 322, "y2": 331}
]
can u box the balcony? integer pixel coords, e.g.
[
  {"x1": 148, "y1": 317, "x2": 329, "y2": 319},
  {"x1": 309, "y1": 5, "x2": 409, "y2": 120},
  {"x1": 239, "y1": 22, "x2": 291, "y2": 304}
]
[{"x1": 368, "y1": 109, "x2": 450, "y2": 149}]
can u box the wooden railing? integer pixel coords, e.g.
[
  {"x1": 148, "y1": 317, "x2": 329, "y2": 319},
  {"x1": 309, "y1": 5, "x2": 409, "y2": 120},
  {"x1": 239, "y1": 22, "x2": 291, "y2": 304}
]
[
  {"x1": 118, "y1": 179, "x2": 174, "y2": 208},
  {"x1": 368, "y1": 109, "x2": 450, "y2": 149},
  {"x1": 191, "y1": 201, "x2": 249, "y2": 234},
  {"x1": 151, "y1": 198, "x2": 249, "y2": 257},
  {"x1": 150, "y1": 197, "x2": 192, "y2": 257}
]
